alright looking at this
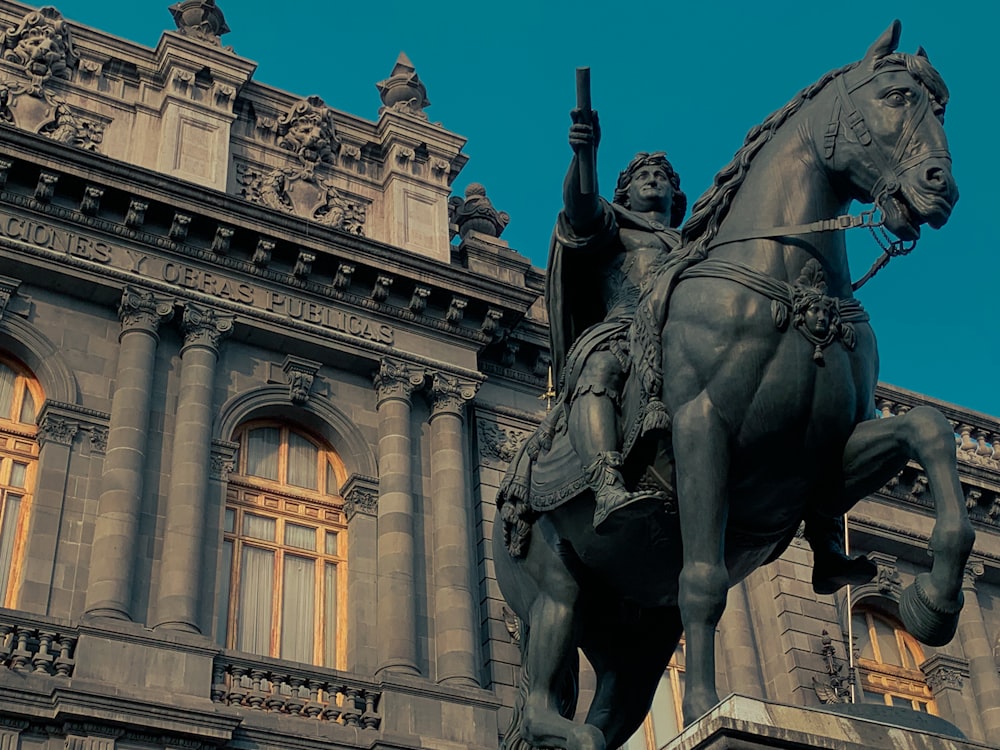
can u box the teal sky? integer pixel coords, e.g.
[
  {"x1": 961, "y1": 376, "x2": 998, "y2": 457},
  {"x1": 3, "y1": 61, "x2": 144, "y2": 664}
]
[{"x1": 38, "y1": 1, "x2": 999, "y2": 418}]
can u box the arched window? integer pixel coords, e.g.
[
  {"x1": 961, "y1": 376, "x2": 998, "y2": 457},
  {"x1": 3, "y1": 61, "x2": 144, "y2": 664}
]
[
  {"x1": 0, "y1": 355, "x2": 41, "y2": 607},
  {"x1": 218, "y1": 421, "x2": 347, "y2": 668},
  {"x1": 622, "y1": 640, "x2": 685, "y2": 750},
  {"x1": 852, "y1": 607, "x2": 937, "y2": 712}
]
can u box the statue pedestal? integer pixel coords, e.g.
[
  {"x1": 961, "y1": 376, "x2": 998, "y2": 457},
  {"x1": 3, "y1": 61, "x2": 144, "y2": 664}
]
[{"x1": 663, "y1": 695, "x2": 991, "y2": 750}]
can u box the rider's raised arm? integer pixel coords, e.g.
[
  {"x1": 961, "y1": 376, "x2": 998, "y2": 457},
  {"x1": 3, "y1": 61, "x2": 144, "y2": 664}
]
[{"x1": 563, "y1": 109, "x2": 603, "y2": 234}]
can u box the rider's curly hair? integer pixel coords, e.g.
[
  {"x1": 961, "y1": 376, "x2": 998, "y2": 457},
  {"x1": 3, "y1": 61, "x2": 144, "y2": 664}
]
[{"x1": 613, "y1": 152, "x2": 687, "y2": 228}]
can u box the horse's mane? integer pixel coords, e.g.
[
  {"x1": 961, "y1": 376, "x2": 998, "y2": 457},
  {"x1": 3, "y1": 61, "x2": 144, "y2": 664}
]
[
  {"x1": 680, "y1": 50, "x2": 946, "y2": 258},
  {"x1": 679, "y1": 62, "x2": 858, "y2": 256}
]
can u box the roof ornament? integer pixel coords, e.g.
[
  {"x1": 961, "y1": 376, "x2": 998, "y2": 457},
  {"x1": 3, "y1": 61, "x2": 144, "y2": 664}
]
[
  {"x1": 376, "y1": 52, "x2": 430, "y2": 120},
  {"x1": 168, "y1": 0, "x2": 230, "y2": 46}
]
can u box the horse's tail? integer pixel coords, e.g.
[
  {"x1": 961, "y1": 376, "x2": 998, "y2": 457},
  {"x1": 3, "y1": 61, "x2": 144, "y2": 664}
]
[{"x1": 500, "y1": 621, "x2": 580, "y2": 750}]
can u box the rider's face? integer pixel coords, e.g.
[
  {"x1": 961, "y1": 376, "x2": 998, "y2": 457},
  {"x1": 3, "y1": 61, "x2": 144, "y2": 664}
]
[{"x1": 627, "y1": 166, "x2": 672, "y2": 214}]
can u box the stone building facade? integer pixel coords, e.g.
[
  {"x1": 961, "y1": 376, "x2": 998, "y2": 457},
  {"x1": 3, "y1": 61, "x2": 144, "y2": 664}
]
[{"x1": 0, "y1": 3, "x2": 996, "y2": 750}]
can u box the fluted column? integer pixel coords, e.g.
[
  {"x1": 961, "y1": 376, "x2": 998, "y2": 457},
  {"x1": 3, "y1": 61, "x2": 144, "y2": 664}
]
[
  {"x1": 428, "y1": 372, "x2": 480, "y2": 687},
  {"x1": 85, "y1": 287, "x2": 173, "y2": 620},
  {"x1": 374, "y1": 359, "x2": 425, "y2": 677},
  {"x1": 956, "y1": 561, "x2": 1000, "y2": 742},
  {"x1": 154, "y1": 304, "x2": 233, "y2": 633}
]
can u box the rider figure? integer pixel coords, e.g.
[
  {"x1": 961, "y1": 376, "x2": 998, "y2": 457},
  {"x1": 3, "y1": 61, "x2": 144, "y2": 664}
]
[{"x1": 550, "y1": 111, "x2": 684, "y2": 530}]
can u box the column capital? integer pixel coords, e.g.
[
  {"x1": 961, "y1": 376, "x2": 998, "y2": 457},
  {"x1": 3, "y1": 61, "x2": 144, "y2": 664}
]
[
  {"x1": 374, "y1": 358, "x2": 425, "y2": 406},
  {"x1": 118, "y1": 286, "x2": 174, "y2": 337},
  {"x1": 963, "y1": 558, "x2": 986, "y2": 590},
  {"x1": 428, "y1": 371, "x2": 479, "y2": 417},
  {"x1": 37, "y1": 413, "x2": 79, "y2": 447},
  {"x1": 210, "y1": 439, "x2": 239, "y2": 481},
  {"x1": 180, "y1": 303, "x2": 234, "y2": 353},
  {"x1": 341, "y1": 474, "x2": 379, "y2": 521},
  {"x1": 921, "y1": 653, "x2": 969, "y2": 694}
]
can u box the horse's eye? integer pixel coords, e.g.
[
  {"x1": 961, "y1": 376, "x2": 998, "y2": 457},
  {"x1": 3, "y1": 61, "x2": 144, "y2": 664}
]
[{"x1": 885, "y1": 90, "x2": 908, "y2": 107}]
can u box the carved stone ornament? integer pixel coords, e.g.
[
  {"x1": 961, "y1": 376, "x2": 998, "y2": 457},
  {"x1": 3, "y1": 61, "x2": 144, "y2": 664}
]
[
  {"x1": 376, "y1": 52, "x2": 430, "y2": 120},
  {"x1": 282, "y1": 355, "x2": 321, "y2": 405},
  {"x1": 180, "y1": 303, "x2": 234, "y2": 351},
  {"x1": 0, "y1": 7, "x2": 77, "y2": 85},
  {"x1": 89, "y1": 425, "x2": 108, "y2": 454},
  {"x1": 37, "y1": 414, "x2": 78, "y2": 446},
  {"x1": 118, "y1": 287, "x2": 174, "y2": 335},
  {"x1": 168, "y1": 0, "x2": 231, "y2": 46},
  {"x1": 449, "y1": 183, "x2": 510, "y2": 239},
  {"x1": 428, "y1": 372, "x2": 479, "y2": 415},
  {"x1": 341, "y1": 474, "x2": 378, "y2": 521},
  {"x1": 812, "y1": 629, "x2": 851, "y2": 704},
  {"x1": 276, "y1": 96, "x2": 341, "y2": 174},
  {"x1": 921, "y1": 653, "x2": 969, "y2": 693},
  {"x1": 0, "y1": 80, "x2": 105, "y2": 152},
  {"x1": 478, "y1": 419, "x2": 528, "y2": 465},
  {"x1": 373, "y1": 359, "x2": 425, "y2": 404}
]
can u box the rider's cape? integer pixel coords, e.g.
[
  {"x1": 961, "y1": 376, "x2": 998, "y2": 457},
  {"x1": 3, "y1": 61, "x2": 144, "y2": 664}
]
[{"x1": 498, "y1": 202, "x2": 695, "y2": 519}]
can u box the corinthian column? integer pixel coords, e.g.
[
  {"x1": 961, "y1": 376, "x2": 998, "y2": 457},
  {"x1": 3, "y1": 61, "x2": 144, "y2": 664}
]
[
  {"x1": 955, "y1": 561, "x2": 1000, "y2": 742},
  {"x1": 154, "y1": 304, "x2": 233, "y2": 633},
  {"x1": 374, "y1": 359, "x2": 425, "y2": 677},
  {"x1": 85, "y1": 287, "x2": 173, "y2": 621},
  {"x1": 428, "y1": 372, "x2": 481, "y2": 687}
]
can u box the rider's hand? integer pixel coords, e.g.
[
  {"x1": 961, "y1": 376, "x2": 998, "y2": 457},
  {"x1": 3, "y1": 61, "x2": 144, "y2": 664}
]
[{"x1": 569, "y1": 108, "x2": 601, "y2": 152}]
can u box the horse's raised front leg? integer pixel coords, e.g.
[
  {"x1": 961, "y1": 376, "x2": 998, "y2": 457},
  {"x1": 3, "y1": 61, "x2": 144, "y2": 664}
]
[
  {"x1": 842, "y1": 405, "x2": 974, "y2": 645},
  {"x1": 673, "y1": 394, "x2": 730, "y2": 724}
]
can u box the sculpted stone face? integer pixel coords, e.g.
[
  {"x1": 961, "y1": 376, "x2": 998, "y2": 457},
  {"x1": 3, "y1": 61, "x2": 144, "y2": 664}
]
[
  {"x1": 626, "y1": 165, "x2": 673, "y2": 214},
  {"x1": 804, "y1": 300, "x2": 834, "y2": 336}
]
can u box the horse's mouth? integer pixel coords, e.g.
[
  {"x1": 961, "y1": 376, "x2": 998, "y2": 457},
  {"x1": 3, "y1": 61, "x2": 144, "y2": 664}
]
[{"x1": 879, "y1": 194, "x2": 921, "y2": 242}]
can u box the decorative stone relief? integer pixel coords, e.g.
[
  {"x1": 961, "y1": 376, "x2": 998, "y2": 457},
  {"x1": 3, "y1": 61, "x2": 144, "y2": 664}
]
[
  {"x1": 481, "y1": 308, "x2": 503, "y2": 337},
  {"x1": 446, "y1": 296, "x2": 467, "y2": 324},
  {"x1": 333, "y1": 263, "x2": 354, "y2": 290},
  {"x1": 168, "y1": 0, "x2": 231, "y2": 47},
  {"x1": 252, "y1": 238, "x2": 273, "y2": 266},
  {"x1": 376, "y1": 52, "x2": 430, "y2": 120},
  {"x1": 237, "y1": 97, "x2": 365, "y2": 234},
  {"x1": 211, "y1": 225, "x2": 233, "y2": 254},
  {"x1": 37, "y1": 414, "x2": 78, "y2": 446},
  {"x1": 811, "y1": 630, "x2": 851, "y2": 704},
  {"x1": 921, "y1": 653, "x2": 969, "y2": 693},
  {"x1": 477, "y1": 419, "x2": 528, "y2": 465},
  {"x1": 292, "y1": 250, "x2": 315, "y2": 279},
  {"x1": 210, "y1": 440, "x2": 238, "y2": 481},
  {"x1": 281, "y1": 355, "x2": 321, "y2": 405},
  {"x1": 408, "y1": 286, "x2": 430, "y2": 314},
  {"x1": 0, "y1": 275, "x2": 21, "y2": 320},
  {"x1": 449, "y1": 183, "x2": 510, "y2": 239},
  {"x1": 79, "y1": 186, "x2": 103, "y2": 215},
  {"x1": 124, "y1": 199, "x2": 148, "y2": 228},
  {"x1": 34, "y1": 171, "x2": 57, "y2": 201},
  {"x1": 0, "y1": 7, "x2": 77, "y2": 85},
  {"x1": 89, "y1": 426, "x2": 108, "y2": 454},
  {"x1": 341, "y1": 474, "x2": 378, "y2": 521},
  {"x1": 502, "y1": 606, "x2": 521, "y2": 643}
]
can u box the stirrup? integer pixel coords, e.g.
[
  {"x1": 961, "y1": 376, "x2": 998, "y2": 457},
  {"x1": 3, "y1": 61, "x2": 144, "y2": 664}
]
[{"x1": 586, "y1": 451, "x2": 664, "y2": 532}]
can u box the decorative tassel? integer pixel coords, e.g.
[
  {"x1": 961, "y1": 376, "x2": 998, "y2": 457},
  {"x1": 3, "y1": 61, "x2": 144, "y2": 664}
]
[{"x1": 641, "y1": 399, "x2": 672, "y2": 436}]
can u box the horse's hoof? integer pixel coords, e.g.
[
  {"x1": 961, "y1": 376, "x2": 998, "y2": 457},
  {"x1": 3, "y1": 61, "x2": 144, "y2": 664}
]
[{"x1": 899, "y1": 573, "x2": 964, "y2": 647}]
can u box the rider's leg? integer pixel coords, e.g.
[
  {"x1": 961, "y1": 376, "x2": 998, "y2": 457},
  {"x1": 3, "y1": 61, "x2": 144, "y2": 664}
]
[
  {"x1": 569, "y1": 351, "x2": 662, "y2": 531},
  {"x1": 802, "y1": 511, "x2": 877, "y2": 595}
]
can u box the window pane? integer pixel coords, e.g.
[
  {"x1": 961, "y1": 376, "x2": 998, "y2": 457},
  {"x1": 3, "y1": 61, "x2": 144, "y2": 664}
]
[
  {"x1": 246, "y1": 427, "x2": 280, "y2": 480},
  {"x1": 621, "y1": 723, "x2": 651, "y2": 750},
  {"x1": 216, "y1": 539, "x2": 233, "y2": 646},
  {"x1": 224, "y1": 508, "x2": 235, "y2": 533},
  {"x1": 0, "y1": 365, "x2": 14, "y2": 419},
  {"x1": 18, "y1": 387, "x2": 34, "y2": 425},
  {"x1": 326, "y1": 460, "x2": 337, "y2": 495},
  {"x1": 650, "y1": 672, "x2": 681, "y2": 743},
  {"x1": 9, "y1": 462, "x2": 27, "y2": 489},
  {"x1": 286, "y1": 431, "x2": 318, "y2": 490},
  {"x1": 237, "y1": 545, "x2": 274, "y2": 655},
  {"x1": 243, "y1": 513, "x2": 276, "y2": 541},
  {"x1": 874, "y1": 618, "x2": 902, "y2": 665},
  {"x1": 853, "y1": 614, "x2": 875, "y2": 661},
  {"x1": 324, "y1": 563, "x2": 337, "y2": 667},
  {"x1": 281, "y1": 554, "x2": 315, "y2": 663},
  {"x1": 0, "y1": 493, "x2": 21, "y2": 601},
  {"x1": 285, "y1": 522, "x2": 316, "y2": 550},
  {"x1": 325, "y1": 531, "x2": 338, "y2": 556}
]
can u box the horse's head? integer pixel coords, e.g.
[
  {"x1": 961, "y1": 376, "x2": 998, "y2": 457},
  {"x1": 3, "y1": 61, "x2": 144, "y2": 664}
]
[{"x1": 825, "y1": 21, "x2": 958, "y2": 241}]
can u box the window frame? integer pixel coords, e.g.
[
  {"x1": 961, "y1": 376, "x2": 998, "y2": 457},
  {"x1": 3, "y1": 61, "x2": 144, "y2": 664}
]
[
  {"x1": 220, "y1": 420, "x2": 348, "y2": 669},
  {"x1": 853, "y1": 607, "x2": 938, "y2": 713}
]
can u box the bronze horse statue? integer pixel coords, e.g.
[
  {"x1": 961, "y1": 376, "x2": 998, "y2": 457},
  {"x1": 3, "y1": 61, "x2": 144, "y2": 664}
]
[{"x1": 494, "y1": 21, "x2": 972, "y2": 750}]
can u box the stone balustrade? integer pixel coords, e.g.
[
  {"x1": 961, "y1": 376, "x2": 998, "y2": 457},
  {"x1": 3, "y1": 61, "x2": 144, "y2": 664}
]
[
  {"x1": 0, "y1": 616, "x2": 77, "y2": 677},
  {"x1": 211, "y1": 653, "x2": 381, "y2": 729}
]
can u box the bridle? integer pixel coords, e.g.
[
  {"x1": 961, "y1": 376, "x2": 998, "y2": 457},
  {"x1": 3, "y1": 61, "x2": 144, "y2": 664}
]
[{"x1": 707, "y1": 61, "x2": 951, "y2": 291}]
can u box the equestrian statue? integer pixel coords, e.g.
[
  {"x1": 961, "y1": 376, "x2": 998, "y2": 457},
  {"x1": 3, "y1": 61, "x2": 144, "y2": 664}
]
[{"x1": 494, "y1": 21, "x2": 973, "y2": 750}]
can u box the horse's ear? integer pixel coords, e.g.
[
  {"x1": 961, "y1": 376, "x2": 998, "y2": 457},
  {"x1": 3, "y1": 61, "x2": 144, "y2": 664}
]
[
  {"x1": 863, "y1": 20, "x2": 902, "y2": 63},
  {"x1": 916, "y1": 45, "x2": 930, "y2": 61}
]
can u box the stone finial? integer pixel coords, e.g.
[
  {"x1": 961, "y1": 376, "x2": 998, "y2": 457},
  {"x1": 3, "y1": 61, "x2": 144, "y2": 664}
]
[
  {"x1": 376, "y1": 52, "x2": 430, "y2": 120},
  {"x1": 1, "y1": 6, "x2": 78, "y2": 84},
  {"x1": 168, "y1": 0, "x2": 230, "y2": 46},
  {"x1": 449, "y1": 183, "x2": 510, "y2": 239}
]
